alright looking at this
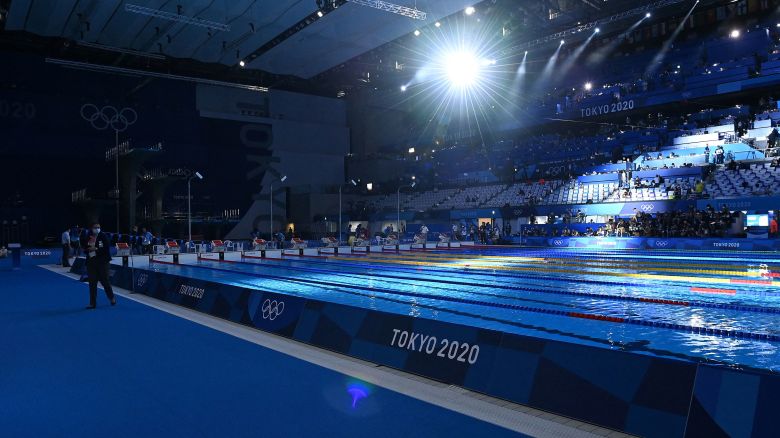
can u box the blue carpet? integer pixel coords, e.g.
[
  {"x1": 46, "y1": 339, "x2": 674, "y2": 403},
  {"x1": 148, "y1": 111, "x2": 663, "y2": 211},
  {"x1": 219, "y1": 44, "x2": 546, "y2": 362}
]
[{"x1": 0, "y1": 266, "x2": 523, "y2": 437}]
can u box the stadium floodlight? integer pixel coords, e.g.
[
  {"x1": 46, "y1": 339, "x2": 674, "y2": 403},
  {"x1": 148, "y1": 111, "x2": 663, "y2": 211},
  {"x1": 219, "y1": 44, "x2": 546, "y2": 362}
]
[
  {"x1": 239, "y1": 60, "x2": 245, "y2": 67},
  {"x1": 400, "y1": 85, "x2": 407, "y2": 91},
  {"x1": 338, "y1": 180, "x2": 359, "y2": 243},
  {"x1": 269, "y1": 175, "x2": 287, "y2": 240},
  {"x1": 445, "y1": 51, "x2": 481, "y2": 88},
  {"x1": 465, "y1": 6, "x2": 475, "y2": 15},
  {"x1": 560, "y1": 39, "x2": 565, "y2": 45},
  {"x1": 414, "y1": 29, "x2": 421, "y2": 36},
  {"x1": 584, "y1": 82, "x2": 593, "y2": 91},
  {"x1": 317, "y1": 10, "x2": 324, "y2": 17},
  {"x1": 646, "y1": 12, "x2": 652, "y2": 18},
  {"x1": 397, "y1": 182, "x2": 416, "y2": 234},
  {"x1": 435, "y1": 22, "x2": 441, "y2": 27},
  {"x1": 595, "y1": 28, "x2": 600, "y2": 33},
  {"x1": 730, "y1": 29, "x2": 740, "y2": 38},
  {"x1": 188, "y1": 171, "x2": 204, "y2": 241}
]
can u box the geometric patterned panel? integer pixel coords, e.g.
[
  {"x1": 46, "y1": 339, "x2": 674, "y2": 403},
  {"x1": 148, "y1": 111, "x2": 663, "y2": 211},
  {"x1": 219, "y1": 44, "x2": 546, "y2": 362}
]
[{"x1": 686, "y1": 365, "x2": 780, "y2": 438}]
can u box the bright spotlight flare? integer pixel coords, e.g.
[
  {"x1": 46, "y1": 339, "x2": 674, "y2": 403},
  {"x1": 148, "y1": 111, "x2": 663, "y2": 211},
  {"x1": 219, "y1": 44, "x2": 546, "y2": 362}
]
[{"x1": 444, "y1": 51, "x2": 483, "y2": 88}]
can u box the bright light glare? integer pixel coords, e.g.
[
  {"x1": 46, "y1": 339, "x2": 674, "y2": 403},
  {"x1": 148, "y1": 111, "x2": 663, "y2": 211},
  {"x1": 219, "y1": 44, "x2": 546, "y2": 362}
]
[
  {"x1": 730, "y1": 29, "x2": 740, "y2": 38},
  {"x1": 414, "y1": 29, "x2": 421, "y2": 36},
  {"x1": 646, "y1": 12, "x2": 651, "y2": 18},
  {"x1": 435, "y1": 21, "x2": 441, "y2": 27},
  {"x1": 444, "y1": 51, "x2": 481, "y2": 88},
  {"x1": 400, "y1": 85, "x2": 407, "y2": 92},
  {"x1": 465, "y1": 6, "x2": 475, "y2": 15},
  {"x1": 584, "y1": 82, "x2": 592, "y2": 91},
  {"x1": 594, "y1": 28, "x2": 600, "y2": 33}
]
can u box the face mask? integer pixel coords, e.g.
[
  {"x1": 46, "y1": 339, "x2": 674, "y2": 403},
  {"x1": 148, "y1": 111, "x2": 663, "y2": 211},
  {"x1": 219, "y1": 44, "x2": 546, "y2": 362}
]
[{"x1": 93, "y1": 228, "x2": 101, "y2": 234}]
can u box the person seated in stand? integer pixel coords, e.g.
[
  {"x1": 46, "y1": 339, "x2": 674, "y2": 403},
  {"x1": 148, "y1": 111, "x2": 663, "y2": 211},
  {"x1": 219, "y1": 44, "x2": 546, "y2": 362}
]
[
  {"x1": 695, "y1": 180, "x2": 704, "y2": 195},
  {"x1": 0, "y1": 246, "x2": 7, "y2": 258}
]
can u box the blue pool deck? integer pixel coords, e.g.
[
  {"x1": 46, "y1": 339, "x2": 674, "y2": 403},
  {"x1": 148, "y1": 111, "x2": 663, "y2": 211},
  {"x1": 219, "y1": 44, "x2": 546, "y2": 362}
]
[{"x1": 1, "y1": 265, "x2": 541, "y2": 438}]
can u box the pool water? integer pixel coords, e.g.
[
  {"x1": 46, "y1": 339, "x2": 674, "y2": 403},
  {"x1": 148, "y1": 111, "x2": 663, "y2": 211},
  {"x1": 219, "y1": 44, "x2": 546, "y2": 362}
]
[{"x1": 141, "y1": 247, "x2": 780, "y2": 372}]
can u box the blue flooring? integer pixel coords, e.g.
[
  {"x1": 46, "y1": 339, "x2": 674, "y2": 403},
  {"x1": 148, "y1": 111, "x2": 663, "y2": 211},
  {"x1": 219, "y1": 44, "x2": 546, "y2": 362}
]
[{"x1": 0, "y1": 266, "x2": 522, "y2": 437}]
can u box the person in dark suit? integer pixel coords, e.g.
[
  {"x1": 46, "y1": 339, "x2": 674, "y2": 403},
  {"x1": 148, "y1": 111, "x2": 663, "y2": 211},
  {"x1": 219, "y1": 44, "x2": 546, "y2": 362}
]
[
  {"x1": 82, "y1": 222, "x2": 116, "y2": 309},
  {"x1": 61, "y1": 228, "x2": 72, "y2": 267}
]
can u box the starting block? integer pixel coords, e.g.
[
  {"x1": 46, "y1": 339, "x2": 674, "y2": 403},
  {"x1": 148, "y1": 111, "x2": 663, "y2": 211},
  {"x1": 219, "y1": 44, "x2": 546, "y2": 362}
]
[
  {"x1": 320, "y1": 237, "x2": 339, "y2": 248},
  {"x1": 290, "y1": 238, "x2": 307, "y2": 249},
  {"x1": 166, "y1": 241, "x2": 180, "y2": 263},
  {"x1": 383, "y1": 234, "x2": 399, "y2": 246},
  {"x1": 252, "y1": 239, "x2": 268, "y2": 250},
  {"x1": 116, "y1": 242, "x2": 131, "y2": 266},
  {"x1": 211, "y1": 240, "x2": 226, "y2": 260}
]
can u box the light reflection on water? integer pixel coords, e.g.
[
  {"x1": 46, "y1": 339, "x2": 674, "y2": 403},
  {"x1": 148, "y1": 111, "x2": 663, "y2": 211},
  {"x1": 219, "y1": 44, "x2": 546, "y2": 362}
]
[{"x1": 149, "y1": 248, "x2": 780, "y2": 372}]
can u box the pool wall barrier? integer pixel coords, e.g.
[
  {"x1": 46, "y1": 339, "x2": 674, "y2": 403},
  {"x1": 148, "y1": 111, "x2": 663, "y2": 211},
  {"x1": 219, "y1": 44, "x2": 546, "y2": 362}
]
[{"x1": 67, "y1": 258, "x2": 780, "y2": 438}]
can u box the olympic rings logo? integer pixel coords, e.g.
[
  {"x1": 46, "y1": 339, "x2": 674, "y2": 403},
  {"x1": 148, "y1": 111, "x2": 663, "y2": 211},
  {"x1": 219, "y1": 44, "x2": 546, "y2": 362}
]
[
  {"x1": 655, "y1": 240, "x2": 669, "y2": 247},
  {"x1": 261, "y1": 299, "x2": 284, "y2": 320},
  {"x1": 137, "y1": 273, "x2": 148, "y2": 287},
  {"x1": 80, "y1": 104, "x2": 137, "y2": 132},
  {"x1": 552, "y1": 239, "x2": 564, "y2": 246},
  {"x1": 640, "y1": 204, "x2": 655, "y2": 212}
]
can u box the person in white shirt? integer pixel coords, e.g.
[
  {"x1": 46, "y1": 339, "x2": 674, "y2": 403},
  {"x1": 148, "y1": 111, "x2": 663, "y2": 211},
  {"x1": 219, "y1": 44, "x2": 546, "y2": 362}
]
[
  {"x1": 61, "y1": 228, "x2": 72, "y2": 267},
  {"x1": 419, "y1": 224, "x2": 429, "y2": 239}
]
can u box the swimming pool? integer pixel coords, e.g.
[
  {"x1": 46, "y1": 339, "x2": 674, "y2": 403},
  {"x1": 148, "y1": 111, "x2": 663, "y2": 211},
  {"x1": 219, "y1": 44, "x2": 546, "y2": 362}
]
[{"x1": 140, "y1": 246, "x2": 780, "y2": 372}]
